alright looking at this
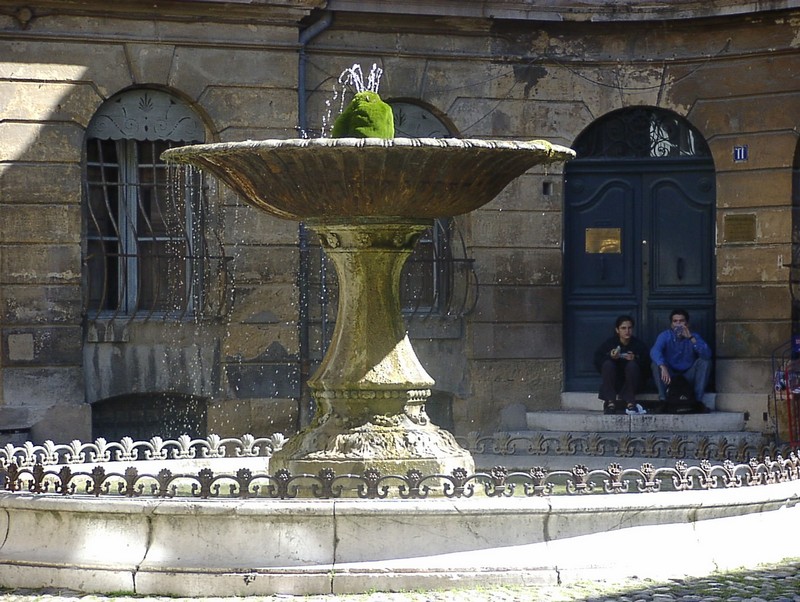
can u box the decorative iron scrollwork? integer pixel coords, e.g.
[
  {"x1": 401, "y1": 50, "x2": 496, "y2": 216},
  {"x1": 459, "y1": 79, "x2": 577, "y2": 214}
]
[
  {"x1": 1, "y1": 436, "x2": 798, "y2": 501},
  {"x1": 1, "y1": 452, "x2": 799, "y2": 500},
  {"x1": 573, "y1": 107, "x2": 711, "y2": 159}
]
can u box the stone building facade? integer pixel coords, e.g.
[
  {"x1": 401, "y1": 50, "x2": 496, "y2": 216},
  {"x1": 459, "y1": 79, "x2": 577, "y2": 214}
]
[{"x1": 0, "y1": 0, "x2": 798, "y2": 444}]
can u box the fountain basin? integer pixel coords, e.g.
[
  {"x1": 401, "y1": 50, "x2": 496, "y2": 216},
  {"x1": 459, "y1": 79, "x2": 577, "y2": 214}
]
[
  {"x1": 1, "y1": 481, "x2": 798, "y2": 595},
  {"x1": 161, "y1": 138, "x2": 574, "y2": 220}
]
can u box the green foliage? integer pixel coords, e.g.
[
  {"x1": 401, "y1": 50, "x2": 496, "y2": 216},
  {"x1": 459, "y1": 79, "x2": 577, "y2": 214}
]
[{"x1": 331, "y1": 91, "x2": 394, "y2": 139}]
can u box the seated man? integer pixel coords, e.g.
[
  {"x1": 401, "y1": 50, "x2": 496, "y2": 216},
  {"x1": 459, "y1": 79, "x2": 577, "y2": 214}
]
[
  {"x1": 593, "y1": 315, "x2": 650, "y2": 415},
  {"x1": 650, "y1": 308, "x2": 712, "y2": 409}
]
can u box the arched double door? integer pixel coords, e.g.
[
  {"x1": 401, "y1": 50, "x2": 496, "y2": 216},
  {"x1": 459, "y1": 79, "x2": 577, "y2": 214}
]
[{"x1": 563, "y1": 107, "x2": 716, "y2": 391}]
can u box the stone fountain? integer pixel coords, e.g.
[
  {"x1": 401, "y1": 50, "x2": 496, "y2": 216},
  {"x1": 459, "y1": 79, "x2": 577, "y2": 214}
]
[
  {"x1": 162, "y1": 137, "x2": 574, "y2": 477},
  {"x1": 3, "y1": 104, "x2": 799, "y2": 598}
]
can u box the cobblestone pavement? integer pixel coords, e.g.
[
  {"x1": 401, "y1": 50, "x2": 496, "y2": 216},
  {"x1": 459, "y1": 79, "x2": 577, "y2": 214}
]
[{"x1": 1, "y1": 559, "x2": 799, "y2": 601}]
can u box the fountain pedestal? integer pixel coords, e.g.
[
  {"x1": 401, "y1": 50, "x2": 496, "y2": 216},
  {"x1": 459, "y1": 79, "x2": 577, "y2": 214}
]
[{"x1": 270, "y1": 218, "x2": 474, "y2": 475}]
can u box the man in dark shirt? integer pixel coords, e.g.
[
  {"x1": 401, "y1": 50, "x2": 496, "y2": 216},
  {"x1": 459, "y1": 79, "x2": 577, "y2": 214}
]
[{"x1": 593, "y1": 315, "x2": 650, "y2": 415}]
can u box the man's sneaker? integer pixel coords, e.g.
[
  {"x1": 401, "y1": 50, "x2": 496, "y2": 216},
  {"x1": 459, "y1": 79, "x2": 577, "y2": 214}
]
[{"x1": 625, "y1": 403, "x2": 647, "y2": 415}]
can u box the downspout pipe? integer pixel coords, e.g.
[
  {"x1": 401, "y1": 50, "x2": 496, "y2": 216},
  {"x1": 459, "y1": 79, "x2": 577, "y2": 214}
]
[
  {"x1": 298, "y1": 11, "x2": 332, "y2": 136},
  {"x1": 297, "y1": 10, "x2": 332, "y2": 429}
]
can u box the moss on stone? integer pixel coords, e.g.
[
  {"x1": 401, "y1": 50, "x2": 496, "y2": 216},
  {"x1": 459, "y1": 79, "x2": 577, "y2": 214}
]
[
  {"x1": 530, "y1": 139, "x2": 554, "y2": 156},
  {"x1": 331, "y1": 91, "x2": 394, "y2": 139}
]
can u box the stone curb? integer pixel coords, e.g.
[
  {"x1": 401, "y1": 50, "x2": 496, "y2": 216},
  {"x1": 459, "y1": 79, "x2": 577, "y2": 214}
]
[{"x1": 0, "y1": 480, "x2": 798, "y2": 596}]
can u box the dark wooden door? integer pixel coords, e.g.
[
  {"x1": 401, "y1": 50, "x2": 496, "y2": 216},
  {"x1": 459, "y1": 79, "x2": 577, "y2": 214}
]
[{"x1": 564, "y1": 158, "x2": 715, "y2": 391}]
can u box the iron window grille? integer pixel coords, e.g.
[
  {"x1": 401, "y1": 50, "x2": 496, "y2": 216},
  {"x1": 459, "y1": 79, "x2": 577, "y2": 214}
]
[
  {"x1": 401, "y1": 218, "x2": 477, "y2": 318},
  {"x1": 83, "y1": 89, "x2": 228, "y2": 322},
  {"x1": 391, "y1": 101, "x2": 477, "y2": 317}
]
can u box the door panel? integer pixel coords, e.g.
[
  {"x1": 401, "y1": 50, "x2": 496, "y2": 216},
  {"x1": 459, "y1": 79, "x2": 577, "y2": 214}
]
[
  {"x1": 649, "y1": 172, "x2": 714, "y2": 294},
  {"x1": 566, "y1": 177, "x2": 638, "y2": 297},
  {"x1": 564, "y1": 167, "x2": 642, "y2": 391},
  {"x1": 564, "y1": 160, "x2": 715, "y2": 392}
]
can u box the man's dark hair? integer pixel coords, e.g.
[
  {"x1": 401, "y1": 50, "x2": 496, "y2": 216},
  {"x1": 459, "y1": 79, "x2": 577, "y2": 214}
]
[
  {"x1": 615, "y1": 315, "x2": 635, "y2": 328},
  {"x1": 670, "y1": 308, "x2": 690, "y2": 322}
]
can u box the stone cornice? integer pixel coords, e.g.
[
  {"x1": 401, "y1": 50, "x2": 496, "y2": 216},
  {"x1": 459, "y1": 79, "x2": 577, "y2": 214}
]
[
  {"x1": 325, "y1": 0, "x2": 800, "y2": 22},
  {"x1": 5, "y1": 0, "x2": 798, "y2": 24},
  {"x1": 0, "y1": 0, "x2": 326, "y2": 25}
]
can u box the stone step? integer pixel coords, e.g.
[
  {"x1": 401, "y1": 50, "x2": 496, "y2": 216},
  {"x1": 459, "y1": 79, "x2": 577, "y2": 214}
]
[
  {"x1": 562, "y1": 391, "x2": 717, "y2": 412},
  {"x1": 511, "y1": 428, "x2": 762, "y2": 444},
  {"x1": 526, "y1": 410, "x2": 746, "y2": 433}
]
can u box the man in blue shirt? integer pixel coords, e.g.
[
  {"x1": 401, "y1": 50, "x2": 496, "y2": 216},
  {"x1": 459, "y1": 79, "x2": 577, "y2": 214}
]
[{"x1": 650, "y1": 308, "x2": 712, "y2": 408}]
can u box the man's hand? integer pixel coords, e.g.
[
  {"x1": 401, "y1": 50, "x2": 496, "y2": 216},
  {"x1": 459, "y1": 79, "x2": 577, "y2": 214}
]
[{"x1": 659, "y1": 365, "x2": 671, "y2": 385}]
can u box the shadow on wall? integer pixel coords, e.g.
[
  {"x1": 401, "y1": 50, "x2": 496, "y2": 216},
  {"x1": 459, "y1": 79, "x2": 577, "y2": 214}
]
[
  {"x1": 91, "y1": 393, "x2": 208, "y2": 442},
  {"x1": 426, "y1": 389, "x2": 454, "y2": 432}
]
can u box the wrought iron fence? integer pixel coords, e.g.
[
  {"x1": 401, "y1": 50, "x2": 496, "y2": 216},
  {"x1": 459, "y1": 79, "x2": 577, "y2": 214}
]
[
  {"x1": 0, "y1": 433, "x2": 284, "y2": 467},
  {"x1": 1, "y1": 456, "x2": 799, "y2": 500},
  {"x1": 0, "y1": 435, "x2": 797, "y2": 500},
  {"x1": 461, "y1": 431, "x2": 784, "y2": 464}
]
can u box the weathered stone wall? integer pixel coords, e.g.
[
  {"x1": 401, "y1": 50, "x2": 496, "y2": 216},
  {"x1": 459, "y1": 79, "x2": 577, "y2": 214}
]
[
  {"x1": 0, "y1": 12, "x2": 88, "y2": 439},
  {"x1": 0, "y1": 2, "x2": 316, "y2": 442},
  {"x1": 302, "y1": 9, "x2": 800, "y2": 432},
  {"x1": 1, "y1": 1, "x2": 798, "y2": 442}
]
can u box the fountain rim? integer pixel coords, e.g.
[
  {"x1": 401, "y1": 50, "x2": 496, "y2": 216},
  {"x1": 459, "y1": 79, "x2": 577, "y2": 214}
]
[
  {"x1": 161, "y1": 136, "x2": 576, "y2": 160},
  {"x1": 160, "y1": 136, "x2": 575, "y2": 221}
]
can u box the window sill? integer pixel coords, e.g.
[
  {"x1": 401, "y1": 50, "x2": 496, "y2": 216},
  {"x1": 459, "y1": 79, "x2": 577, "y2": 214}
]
[{"x1": 85, "y1": 321, "x2": 130, "y2": 343}]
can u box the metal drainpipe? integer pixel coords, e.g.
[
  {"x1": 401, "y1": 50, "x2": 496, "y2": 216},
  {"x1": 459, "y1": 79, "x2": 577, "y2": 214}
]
[{"x1": 296, "y1": 11, "x2": 332, "y2": 429}]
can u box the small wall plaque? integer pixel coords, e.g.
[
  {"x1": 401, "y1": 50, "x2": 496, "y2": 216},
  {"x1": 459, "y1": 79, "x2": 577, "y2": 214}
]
[
  {"x1": 733, "y1": 145, "x2": 749, "y2": 162},
  {"x1": 585, "y1": 227, "x2": 621, "y2": 254},
  {"x1": 724, "y1": 213, "x2": 757, "y2": 243}
]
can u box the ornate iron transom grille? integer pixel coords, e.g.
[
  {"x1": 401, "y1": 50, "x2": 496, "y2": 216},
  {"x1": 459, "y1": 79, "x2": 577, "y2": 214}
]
[{"x1": 573, "y1": 107, "x2": 711, "y2": 159}]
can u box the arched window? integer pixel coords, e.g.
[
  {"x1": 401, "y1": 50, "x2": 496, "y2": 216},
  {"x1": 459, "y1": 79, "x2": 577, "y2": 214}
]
[
  {"x1": 392, "y1": 102, "x2": 452, "y2": 138},
  {"x1": 390, "y1": 102, "x2": 462, "y2": 315},
  {"x1": 573, "y1": 106, "x2": 711, "y2": 159},
  {"x1": 84, "y1": 88, "x2": 220, "y2": 319}
]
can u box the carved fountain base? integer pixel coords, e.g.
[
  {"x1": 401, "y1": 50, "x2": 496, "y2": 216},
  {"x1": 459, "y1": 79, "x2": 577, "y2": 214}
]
[{"x1": 269, "y1": 218, "x2": 475, "y2": 476}]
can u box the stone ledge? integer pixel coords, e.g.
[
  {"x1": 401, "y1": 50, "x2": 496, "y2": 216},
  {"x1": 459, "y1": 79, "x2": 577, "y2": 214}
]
[
  {"x1": 527, "y1": 410, "x2": 745, "y2": 433},
  {"x1": 328, "y1": 0, "x2": 796, "y2": 23},
  {"x1": 0, "y1": 480, "x2": 798, "y2": 595},
  {"x1": 561, "y1": 391, "x2": 718, "y2": 412}
]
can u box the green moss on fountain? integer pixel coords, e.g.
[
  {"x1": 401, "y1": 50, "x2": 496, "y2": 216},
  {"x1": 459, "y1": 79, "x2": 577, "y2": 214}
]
[
  {"x1": 331, "y1": 91, "x2": 394, "y2": 139},
  {"x1": 530, "y1": 139, "x2": 554, "y2": 156}
]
